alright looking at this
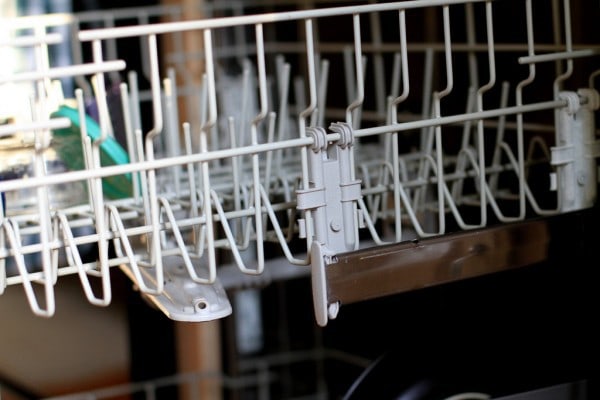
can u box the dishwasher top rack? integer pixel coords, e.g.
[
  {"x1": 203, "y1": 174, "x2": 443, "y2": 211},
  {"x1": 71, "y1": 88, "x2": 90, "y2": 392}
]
[{"x1": 0, "y1": 0, "x2": 598, "y2": 324}]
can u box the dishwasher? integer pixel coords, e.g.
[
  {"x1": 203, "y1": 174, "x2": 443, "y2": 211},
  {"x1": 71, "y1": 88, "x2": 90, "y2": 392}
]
[{"x1": 0, "y1": 0, "x2": 598, "y2": 399}]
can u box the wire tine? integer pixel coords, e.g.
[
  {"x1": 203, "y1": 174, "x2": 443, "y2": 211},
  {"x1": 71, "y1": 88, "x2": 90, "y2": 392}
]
[
  {"x1": 135, "y1": 33, "x2": 165, "y2": 287},
  {"x1": 259, "y1": 186, "x2": 308, "y2": 266},
  {"x1": 163, "y1": 75, "x2": 181, "y2": 196},
  {"x1": 211, "y1": 190, "x2": 254, "y2": 274},
  {"x1": 158, "y1": 197, "x2": 212, "y2": 283},
  {"x1": 275, "y1": 60, "x2": 291, "y2": 171},
  {"x1": 107, "y1": 205, "x2": 161, "y2": 295},
  {"x1": 263, "y1": 112, "x2": 277, "y2": 198},
  {"x1": 119, "y1": 82, "x2": 141, "y2": 201},
  {"x1": 75, "y1": 89, "x2": 96, "y2": 210},
  {"x1": 1, "y1": 219, "x2": 54, "y2": 317},
  {"x1": 316, "y1": 59, "x2": 329, "y2": 128},
  {"x1": 183, "y1": 122, "x2": 200, "y2": 244},
  {"x1": 57, "y1": 212, "x2": 111, "y2": 306},
  {"x1": 200, "y1": 127, "x2": 217, "y2": 284}
]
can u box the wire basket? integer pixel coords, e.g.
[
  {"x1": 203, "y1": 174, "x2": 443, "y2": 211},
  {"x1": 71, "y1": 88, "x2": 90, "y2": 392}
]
[{"x1": 0, "y1": 0, "x2": 598, "y2": 327}]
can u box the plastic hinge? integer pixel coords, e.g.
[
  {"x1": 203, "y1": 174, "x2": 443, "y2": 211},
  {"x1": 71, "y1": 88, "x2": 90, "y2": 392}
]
[
  {"x1": 296, "y1": 186, "x2": 327, "y2": 210},
  {"x1": 300, "y1": 123, "x2": 362, "y2": 327},
  {"x1": 550, "y1": 145, "x2": 574, "y2": 166}
]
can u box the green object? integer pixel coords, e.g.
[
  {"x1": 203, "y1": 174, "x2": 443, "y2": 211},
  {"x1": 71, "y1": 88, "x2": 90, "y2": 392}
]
[{"x1": 51, "y1": 105, "x2": 133, "y2": 199}]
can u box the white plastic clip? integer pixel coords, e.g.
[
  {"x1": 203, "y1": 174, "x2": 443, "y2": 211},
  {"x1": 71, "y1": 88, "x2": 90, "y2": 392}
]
[
  {"x1": 552, "y1": 90, "x2": 599, "y2": 211},
  {"x1": 299, "y1": 123, "x2": 362, "y2": 326}
]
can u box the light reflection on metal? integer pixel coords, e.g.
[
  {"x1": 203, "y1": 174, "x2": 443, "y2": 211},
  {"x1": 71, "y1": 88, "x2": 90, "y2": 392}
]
[{"x1": 327, "y1": 220, "x2": 550, "y2": 305}]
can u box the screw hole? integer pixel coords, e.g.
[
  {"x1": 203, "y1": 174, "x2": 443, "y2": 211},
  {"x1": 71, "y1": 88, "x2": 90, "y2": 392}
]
[{"x1": 194, "y1": 300, "x2": 208, "y2": 311}]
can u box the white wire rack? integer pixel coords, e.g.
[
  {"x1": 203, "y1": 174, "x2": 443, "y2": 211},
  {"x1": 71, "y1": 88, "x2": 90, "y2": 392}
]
[
  {"x1": 0, "y1": 0, "x2": 598, "y2": 326},
  {"x1": 40, "y1": 347, "x2": 372, "y2": 400}
]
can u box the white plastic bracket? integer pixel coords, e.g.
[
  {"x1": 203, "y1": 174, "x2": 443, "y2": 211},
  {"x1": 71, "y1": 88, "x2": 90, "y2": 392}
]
[
  {"x1": 297, "y1": 123, "x2": 362, "y2": 326},
  {"x1": 311, "y1": 240, "x2": 339, "y2": 327},
  {"x1": 121, "y1": 256, "x2": 232, "y2": 322},
  {"x1": 550, "y1": 89, "x2": 600, "y2": 211}
]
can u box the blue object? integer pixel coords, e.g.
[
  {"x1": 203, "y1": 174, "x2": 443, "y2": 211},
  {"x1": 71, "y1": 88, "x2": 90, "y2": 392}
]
[{"x1": 51, "y1": 105, "x2": 133, "y2": 199}]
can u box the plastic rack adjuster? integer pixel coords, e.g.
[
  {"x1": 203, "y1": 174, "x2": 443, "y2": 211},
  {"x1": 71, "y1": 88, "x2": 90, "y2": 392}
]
[{"x1": 296, "y1": 122, "x2": 362, "y2": 326}]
